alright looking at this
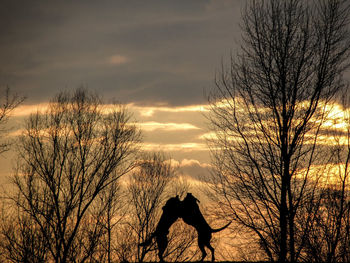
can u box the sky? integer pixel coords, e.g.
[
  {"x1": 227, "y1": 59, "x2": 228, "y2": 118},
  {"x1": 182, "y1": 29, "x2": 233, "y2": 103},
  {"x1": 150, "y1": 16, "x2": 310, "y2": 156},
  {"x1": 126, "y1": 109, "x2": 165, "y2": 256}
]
[
  {"x1": 1, "y1": 1, "x2": 243, "y2": 105},
  {"x1": 1, "y1": 2, "x2": 350, "y2": 260},
  {"x1": 0, "y1": 1, "x2": 245, "y2": 185}
]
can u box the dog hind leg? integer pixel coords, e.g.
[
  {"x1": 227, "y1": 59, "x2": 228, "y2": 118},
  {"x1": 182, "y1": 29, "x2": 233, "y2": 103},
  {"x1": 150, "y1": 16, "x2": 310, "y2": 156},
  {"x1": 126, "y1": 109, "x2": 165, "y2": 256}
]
[
  {"x1": 156, "y1": 234, "x2": 168, "y2": 262},
  {"x1": 198, "y1": 239, "x2": 207, "y2": 261},
  {"x1": 206, "y1": 243, "x2": 215, "y2": 262}
]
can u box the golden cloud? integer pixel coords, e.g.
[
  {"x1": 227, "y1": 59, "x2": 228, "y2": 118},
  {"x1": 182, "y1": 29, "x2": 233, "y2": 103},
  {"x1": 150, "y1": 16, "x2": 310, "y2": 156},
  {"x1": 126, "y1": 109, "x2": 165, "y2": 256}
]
[
  {"x1": 128, "y1": 103, "x2": 209, "y2": 117},
  {"x1": 141, "y1": 142, "x2": 208, "y2": 152},
  {"x1": 12, "y1": 103, "x2": 50, "y2": 117},
  {"x1": 138, "y1": 121, "x2": 200, "y2": 131}
]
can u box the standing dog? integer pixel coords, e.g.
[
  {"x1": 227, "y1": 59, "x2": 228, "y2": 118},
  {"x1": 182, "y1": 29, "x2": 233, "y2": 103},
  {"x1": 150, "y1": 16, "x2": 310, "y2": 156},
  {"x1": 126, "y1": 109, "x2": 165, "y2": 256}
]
[{"x1": 180, "y1": 193, "x2": 231, "y2": 262}]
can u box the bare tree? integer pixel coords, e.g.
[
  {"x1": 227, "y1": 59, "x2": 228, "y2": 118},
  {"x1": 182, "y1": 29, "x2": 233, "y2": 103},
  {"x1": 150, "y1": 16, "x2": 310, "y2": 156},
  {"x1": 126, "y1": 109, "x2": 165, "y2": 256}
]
[
  {"x1": 0, "y1": 87, "x2": 25, "y2": 154},
  {"x1": 0, "y1": 87, "x2": 25, "y2": 261},
  {"x1": 126, "y1": 152, "x2": 198, "y2": 262},
  {"x1": 7, "y1": 88, "x2": 140, "y2": 263},
  {"x1": 0, "y1": 88, "x2": 25, "y2": 153},
  {"x1": 114, "y1": 224, "x2": 137, "y2": 263},
  {"x1": 207, "y1": 0, "x2": 350, "y2": 262},
  {"x1": 163, "y1": 219, "x2": 198, "y2": 262},
  {"x1": 301, "y1": 95, "x2": 350, "y2": 262},
  {"x1": 0, "y1": 205, "x2": 47, "y2": 263},
  {"x1": 127, "y1": 152, "x2": 175, "y2": 262},
  {"x1": 90, "y1": 180, "x2": 127, "y2": 263}
]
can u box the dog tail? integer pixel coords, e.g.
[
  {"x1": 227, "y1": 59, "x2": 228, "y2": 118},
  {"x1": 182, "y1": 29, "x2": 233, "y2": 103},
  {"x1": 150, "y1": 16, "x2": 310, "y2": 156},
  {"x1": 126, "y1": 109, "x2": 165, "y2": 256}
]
[{"x1": 211, "y1": 222, "x2": 231, "y2": 233}]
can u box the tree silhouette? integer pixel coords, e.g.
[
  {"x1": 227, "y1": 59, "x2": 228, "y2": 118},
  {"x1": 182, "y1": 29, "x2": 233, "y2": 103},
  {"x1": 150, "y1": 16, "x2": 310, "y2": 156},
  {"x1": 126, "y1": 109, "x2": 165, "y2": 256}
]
[
  {"x1": 128, "y1": 152, "x2": 175, "y2": 262},
  {"x1": 126, "y1": 152, "x2": 197, "y2": 262},
  {"x1": 301, "y1": 94, "x2": 350, "y2": 262},
  {"x1": 207, "y1": 0, "x2": 350, "y2": 262},
  {"x1": 6, "y1": 88, "x2": 140, "y2": 263},
  {"x1": 0, "y1": 87, "x2": 25, "y2": 154}
]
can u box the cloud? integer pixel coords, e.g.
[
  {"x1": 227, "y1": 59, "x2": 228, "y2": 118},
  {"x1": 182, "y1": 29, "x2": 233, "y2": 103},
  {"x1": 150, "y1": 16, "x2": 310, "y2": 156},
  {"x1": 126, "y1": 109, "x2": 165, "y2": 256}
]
[
  {"x1": 180, "y1": 158, "x2": 212, "y2": 168},
  {"x1": 198, "y1": 131, "x2": 218, "y2": 141},
  {"x1": 141, "y1": 142, "x2": 208, "y2": 152},
  {"x1": 0, "y1": 1, "x2": 244, "y2": 106},
  {"x1": 139, "y1": 121, "x2": 200, "y2": 131},
  {"x1": 108, "y1": 55, "x2": 129, "y2": 65},
  {"x1": 178, "y1": 158, "x2": 212, "y2": 182},
  {"x1": 129, "y1": 103, "x2": 209, "y2": 117},
  {"x1": 205, "y1": 0, "x2": 243, "y2": 11},
  {"x1": 152, "y1": 157, "x2": 212, "y2": 183},
  {"x1": 12, "y1": 103, "x2": 50, "y2": 117}
]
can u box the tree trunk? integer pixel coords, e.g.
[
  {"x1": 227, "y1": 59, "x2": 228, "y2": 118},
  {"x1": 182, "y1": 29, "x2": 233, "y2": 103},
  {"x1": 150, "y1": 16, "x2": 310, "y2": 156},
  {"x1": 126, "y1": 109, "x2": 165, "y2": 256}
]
[{"x1": 280, "y1": 178, "x2": 288, "y2": 263}]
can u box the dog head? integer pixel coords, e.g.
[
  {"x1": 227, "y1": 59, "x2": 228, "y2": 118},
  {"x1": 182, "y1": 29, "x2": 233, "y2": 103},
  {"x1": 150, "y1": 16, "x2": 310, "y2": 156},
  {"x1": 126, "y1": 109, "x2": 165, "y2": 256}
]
[
  {"x1": 184, "y1": 192, "x2": 200, "y2": 203},
  {"x1": 162, "y1": 195, "x2": 181, "y2": 213}
]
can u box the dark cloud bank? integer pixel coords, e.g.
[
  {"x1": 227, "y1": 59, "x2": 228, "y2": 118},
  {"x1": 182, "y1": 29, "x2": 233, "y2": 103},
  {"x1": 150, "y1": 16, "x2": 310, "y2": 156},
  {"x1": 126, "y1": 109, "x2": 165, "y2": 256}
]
[{"x1": 1, "y1": 0, "x2": 243, "y2": 106}]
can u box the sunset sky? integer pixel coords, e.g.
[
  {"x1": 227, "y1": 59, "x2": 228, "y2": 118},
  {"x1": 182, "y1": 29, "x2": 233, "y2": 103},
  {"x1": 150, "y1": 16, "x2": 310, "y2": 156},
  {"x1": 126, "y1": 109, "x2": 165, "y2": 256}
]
[
  {"x1": 2, "y1": 1, "x2": 349, "y2": 189},
  {"x1": 2, "y1": 2, "x2": 350, "y2": 262},
  {"x1": 0, "y1": 1, "x2": 244, "y2": 185}
]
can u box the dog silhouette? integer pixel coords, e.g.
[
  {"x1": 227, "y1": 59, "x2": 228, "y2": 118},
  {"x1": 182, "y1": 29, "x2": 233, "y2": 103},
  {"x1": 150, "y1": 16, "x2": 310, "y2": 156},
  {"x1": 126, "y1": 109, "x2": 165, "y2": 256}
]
[
  {"x1": 139, "y1": 193, "x2": 230, "y2": 262},
  {"x1": 139, "y1": 196, "x2": 181, "y2": 262}
]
